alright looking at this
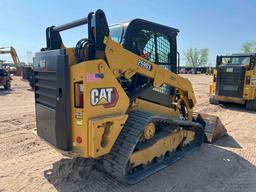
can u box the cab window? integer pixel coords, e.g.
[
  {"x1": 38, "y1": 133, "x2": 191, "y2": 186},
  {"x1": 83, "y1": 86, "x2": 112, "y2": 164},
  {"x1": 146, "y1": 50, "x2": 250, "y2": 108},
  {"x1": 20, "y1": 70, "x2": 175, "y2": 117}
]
[
  {"x1": 109, "y1": 24, "x2": 124, "y2": 43},
  {"x1": 130, "y1": 29, "x2": 172, "y2": 95},
  {"x1": 131, "y1": 29, "x2": 171, "y2": 65}
]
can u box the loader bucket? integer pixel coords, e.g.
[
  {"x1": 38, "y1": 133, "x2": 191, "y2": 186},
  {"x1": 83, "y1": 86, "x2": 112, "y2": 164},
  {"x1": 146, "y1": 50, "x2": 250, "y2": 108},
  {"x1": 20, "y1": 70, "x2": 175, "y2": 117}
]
[{"x1": 196, "y1": 113, "x2": 227, "y2": 143}]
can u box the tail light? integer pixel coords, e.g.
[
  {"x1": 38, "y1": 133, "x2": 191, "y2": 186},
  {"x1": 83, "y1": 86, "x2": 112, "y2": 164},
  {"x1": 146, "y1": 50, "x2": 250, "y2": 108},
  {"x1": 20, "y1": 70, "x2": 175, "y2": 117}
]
[
  {"x1": 213, "y1": 75, "x2": 217, "y2": 82},
  {"x1": 246, "y1": 76, "x2": 251, "y2": 84},
  {"x1": 74, "y1": 82, "x2": 84, "y2": 108}
]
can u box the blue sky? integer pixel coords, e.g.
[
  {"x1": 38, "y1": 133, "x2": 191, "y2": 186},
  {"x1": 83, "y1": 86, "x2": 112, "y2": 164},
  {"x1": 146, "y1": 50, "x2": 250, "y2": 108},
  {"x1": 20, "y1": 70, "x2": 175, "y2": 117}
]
[{"x1": 0, "y1": 0, "x2": 256, "y2": 65}]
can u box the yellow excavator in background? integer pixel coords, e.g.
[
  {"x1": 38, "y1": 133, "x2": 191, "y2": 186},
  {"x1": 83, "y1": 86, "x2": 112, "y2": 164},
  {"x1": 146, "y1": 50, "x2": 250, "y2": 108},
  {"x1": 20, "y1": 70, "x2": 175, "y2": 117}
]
[
  {"x1": 33, "y1": 9, "x2": 226, "y2": 184},
  {"x1": 0, "y1": 46, "x2": 21, "y2": 76}
]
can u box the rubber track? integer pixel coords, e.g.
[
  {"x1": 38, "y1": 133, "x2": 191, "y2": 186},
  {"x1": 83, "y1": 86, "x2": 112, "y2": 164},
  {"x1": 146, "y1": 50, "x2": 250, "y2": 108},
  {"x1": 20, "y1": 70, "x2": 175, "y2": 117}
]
[
  {"x1": 102, "y1": 110, "x2": 204, "y2": 184},
  {"x1": 102, "y1": 111, "x2": 151, "y2": 182}
]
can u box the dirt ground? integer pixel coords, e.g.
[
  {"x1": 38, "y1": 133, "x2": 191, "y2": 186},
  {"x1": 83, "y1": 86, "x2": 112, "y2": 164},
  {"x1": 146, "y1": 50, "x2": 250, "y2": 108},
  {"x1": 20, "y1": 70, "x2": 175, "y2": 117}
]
[{"x1": 0, "y1": 75, "x2": 255, "y2": 192}]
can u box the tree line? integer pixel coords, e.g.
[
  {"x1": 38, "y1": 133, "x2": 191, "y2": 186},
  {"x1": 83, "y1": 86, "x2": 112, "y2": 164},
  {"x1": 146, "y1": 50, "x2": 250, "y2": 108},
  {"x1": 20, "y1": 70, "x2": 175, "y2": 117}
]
[{"x1": 183, "y1": 41, "x2": 256, "y2": 67}]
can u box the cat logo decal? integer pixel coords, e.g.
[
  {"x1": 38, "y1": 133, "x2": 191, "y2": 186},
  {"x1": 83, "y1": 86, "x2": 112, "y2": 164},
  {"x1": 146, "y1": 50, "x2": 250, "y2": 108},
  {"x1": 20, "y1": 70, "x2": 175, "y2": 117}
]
[{"x1": 90, "y1": 87, "x2": 118, "y2": 108}]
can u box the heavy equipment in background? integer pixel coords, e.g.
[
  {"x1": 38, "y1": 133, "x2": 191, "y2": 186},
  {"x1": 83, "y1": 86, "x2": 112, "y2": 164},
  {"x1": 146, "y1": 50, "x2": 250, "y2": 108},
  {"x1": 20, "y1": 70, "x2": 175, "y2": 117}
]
[
  {"x1": 0, "y1": 60, "x2": 12, "y2": 90},
  {"x1": 33, "y1": 9, "x2": 226, "y2": 184},
  {"x1": 210, "y1": 53, "x2": 256, "y2": 110},
  {"x1": 22, "y1": 64, "x2": 34, "y2": 89},
  {"x1": 0, "y1": 67, "x2": 11, "y2": 90},
  {"x1": 0, "y1": 47, "x2": 21, "y2": 76}
]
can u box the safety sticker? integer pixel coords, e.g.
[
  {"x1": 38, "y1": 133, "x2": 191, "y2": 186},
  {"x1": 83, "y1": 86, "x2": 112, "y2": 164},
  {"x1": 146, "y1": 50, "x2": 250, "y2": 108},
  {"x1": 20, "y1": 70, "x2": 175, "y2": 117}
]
[{"x1": 75, "y1": 112, "x2": 83, "y2": 126}]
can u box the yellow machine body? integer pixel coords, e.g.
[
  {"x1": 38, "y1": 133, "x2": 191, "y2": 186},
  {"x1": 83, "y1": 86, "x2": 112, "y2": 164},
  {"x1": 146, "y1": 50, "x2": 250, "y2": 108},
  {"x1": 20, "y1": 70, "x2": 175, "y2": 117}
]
[
  {"x1": 70, "y1": 59, "x2": 129, "y2": 158},
  {"x1": 66, "y1": 37, "x2": 195, "y2": 158},
  {"x1": 210, "y1": 66, "x2": 256, "y2": 105},
  {"x1": 34, "y1": 10, "x2": 224, "y2": 184}
]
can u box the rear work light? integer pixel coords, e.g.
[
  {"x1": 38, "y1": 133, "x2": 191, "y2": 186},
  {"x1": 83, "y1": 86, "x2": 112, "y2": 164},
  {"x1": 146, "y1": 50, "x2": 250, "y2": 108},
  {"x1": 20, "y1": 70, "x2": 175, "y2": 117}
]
[{"x1": 245, "y1": 76, "x2": 251, "y2": 84}]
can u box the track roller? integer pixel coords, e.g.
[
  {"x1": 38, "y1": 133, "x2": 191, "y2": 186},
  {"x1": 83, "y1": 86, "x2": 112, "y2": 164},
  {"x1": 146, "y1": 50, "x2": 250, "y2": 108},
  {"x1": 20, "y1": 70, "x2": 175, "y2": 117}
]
[{"x1": 101, "y1": 111, "x2": 204, "y2": 184}]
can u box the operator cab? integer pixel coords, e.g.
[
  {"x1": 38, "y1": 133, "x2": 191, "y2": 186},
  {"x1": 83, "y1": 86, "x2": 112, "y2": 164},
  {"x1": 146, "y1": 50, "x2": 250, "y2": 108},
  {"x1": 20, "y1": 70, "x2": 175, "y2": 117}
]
[
  {"x1": 217, "y1": 53, "x2": 256, "y2": 69},
  {"x1": 109, "y1": 19, "x2": 179, "y2": 72},
  {"x1": 109, "y1": 20, "x2": 179, "y2": 107},
  {"x1": 215, "y1": 53, "x2": 256, "y2": 98}
]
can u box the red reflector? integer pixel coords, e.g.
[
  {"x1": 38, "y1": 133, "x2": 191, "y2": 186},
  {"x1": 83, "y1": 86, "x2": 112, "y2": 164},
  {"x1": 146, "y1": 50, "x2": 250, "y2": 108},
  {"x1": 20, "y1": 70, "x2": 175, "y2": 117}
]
[
  {"x1": 246, "y1": 76, "x2": 251, "y2": 84},
  {"x1": 76, "y1": 136, "x2": 82, "y2": 144}
]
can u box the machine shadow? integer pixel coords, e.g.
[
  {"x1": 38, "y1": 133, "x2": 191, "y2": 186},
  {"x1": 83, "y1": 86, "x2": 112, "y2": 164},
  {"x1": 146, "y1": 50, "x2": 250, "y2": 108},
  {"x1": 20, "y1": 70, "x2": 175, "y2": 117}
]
[
  {"x1": 44, "y1": 144, "x2": 256, "y2": 192},
  {"x1": 213, "y1": 135, "x2": 242, "y2": 148},
  {"x1": 0, "y1": 88, "x2": 12, "y2": 96},
  {"x1": 219, "y1": 102, "x2": 256, "y2": 114}
]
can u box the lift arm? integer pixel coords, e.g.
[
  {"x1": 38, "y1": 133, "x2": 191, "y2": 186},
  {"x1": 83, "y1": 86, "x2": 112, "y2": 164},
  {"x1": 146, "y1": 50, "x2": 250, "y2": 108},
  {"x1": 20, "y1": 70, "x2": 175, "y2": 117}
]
[
  {"x1": 104, "y1": 37, "x2": 197, "y2": 118},
  {"x1": 0, "y1": 47, "x2": 21, "y2": 67}
]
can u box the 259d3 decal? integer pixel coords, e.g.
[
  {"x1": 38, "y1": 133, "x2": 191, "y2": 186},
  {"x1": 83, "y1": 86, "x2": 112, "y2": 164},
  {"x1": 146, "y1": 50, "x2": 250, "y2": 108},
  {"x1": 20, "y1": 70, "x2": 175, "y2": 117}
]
[
  {"x1": 137, "y1": 59, "x2": 152, "y2": 71},
  {"x1": 90, "y1": 87, "x2": 119, "y2": 108}
]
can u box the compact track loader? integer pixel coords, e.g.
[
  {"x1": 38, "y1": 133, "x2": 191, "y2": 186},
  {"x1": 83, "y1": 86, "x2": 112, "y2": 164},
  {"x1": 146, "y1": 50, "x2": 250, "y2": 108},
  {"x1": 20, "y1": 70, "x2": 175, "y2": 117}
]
[
  {"x1": 33, "y1": 9, "x2": 226, "y2": 184},
  {"x1": 210, "y1": 54, "x2": 256, "y2": 110}
]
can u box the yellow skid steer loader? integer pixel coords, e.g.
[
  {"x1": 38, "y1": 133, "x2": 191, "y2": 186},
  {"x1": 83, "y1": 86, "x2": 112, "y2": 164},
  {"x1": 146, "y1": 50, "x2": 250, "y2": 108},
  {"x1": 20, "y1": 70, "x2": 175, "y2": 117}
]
[{"x1": 33, "y1": 9, "x2": 226, "y2": 184}]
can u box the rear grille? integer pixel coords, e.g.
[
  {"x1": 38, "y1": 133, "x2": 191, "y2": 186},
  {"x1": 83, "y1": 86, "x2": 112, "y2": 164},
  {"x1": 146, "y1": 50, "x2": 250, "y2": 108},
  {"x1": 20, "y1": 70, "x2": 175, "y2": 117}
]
[
  {"x1": 34, "y1": 71, "x2": 56, "y2": 109},
  {"x1": 220, "y1": 72, "x2": 240, "y2": 85},
  {"x1": 216, "y1": 66, "x2": 245, "y2": 98}
]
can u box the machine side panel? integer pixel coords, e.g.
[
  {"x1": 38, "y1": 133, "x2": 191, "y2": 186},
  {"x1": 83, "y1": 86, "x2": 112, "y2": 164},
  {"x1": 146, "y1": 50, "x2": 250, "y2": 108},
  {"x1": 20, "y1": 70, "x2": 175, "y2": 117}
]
[{"x1": 70, "y1": 60, "x2": 130, "y2": 157}]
